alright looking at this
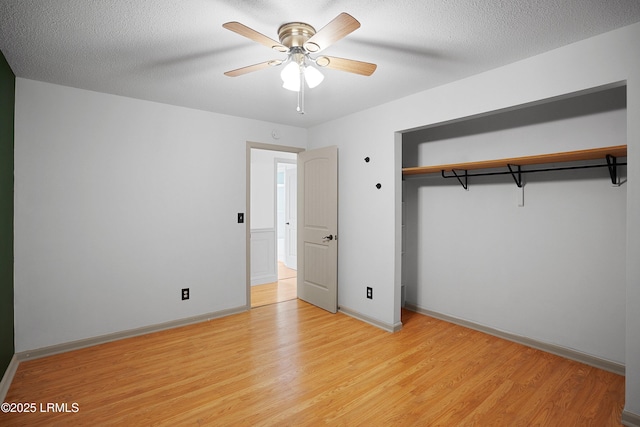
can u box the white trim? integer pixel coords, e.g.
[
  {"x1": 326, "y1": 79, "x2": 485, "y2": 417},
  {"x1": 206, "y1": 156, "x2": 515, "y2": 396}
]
[
  {"x1": 0, "y1": 354, "x2": 19, "y2": 402},
  {"x1": 339, "y1": 305, "x2": 403, "y2": 333},
  {"x1": 406, "y1": 303, "x2": 625, "y2": 375},
  {"x1": 16, "y1": 306, "x2": 246, "y2": 362}
]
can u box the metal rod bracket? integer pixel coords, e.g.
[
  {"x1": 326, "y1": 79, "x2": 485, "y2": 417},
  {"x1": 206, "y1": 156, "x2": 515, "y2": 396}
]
[
  {"x1": 444, "y1": 169, "x2": 468, "y2": 190},
  {"x1": 507, "y1": 164, "x2": 523, "y2": 188},
  {"x1": 606, "y1": 154, "x2": 619, "y2": 185}
]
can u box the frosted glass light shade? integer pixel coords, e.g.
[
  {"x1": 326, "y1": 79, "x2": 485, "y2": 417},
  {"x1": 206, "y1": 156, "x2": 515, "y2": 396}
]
[
  {"x1": 304, "y1": 65, "x2": 324, "y2": 88},
  {"x1": 281, "y1": 62, "x2": 301, "y2": 92}
]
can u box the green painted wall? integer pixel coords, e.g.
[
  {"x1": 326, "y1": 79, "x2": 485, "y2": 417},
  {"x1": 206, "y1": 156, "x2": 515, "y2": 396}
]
[{"x1": 0, "y1": 50, "x2": 15, "y2": 375}]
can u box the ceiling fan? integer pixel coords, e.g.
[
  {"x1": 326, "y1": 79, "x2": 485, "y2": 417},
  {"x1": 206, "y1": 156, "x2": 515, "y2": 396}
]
[{"x1": 222, "y1": 13, "x2": 377, "y2": 114}]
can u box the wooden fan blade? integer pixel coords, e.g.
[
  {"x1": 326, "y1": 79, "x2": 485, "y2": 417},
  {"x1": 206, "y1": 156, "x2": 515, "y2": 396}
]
[
  {"x1": 224, "y1": 60, "x2": 282, "y2": 77},
  {"x1": 303, "y1": 13, "x2": 360, "y2": 53},
  {"x1": 223, "y1": 22, "x2": 288, "y2": 52},
  {"x1": 316, "y1": 56, "x2": 377, "y2": 76}
]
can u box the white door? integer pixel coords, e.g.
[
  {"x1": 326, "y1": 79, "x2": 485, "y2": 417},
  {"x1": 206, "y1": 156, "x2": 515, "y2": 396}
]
[
  {"x1": 284, "y1": 165, "x2": 297, "y2": 269},
  {"x1": 297, "y1": 146, "x2": 338, "y2": 313}
]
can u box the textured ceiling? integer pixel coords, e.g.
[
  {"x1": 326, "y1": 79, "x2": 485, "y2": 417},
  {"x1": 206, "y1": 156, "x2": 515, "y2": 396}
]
[{"x1": 1, "y1": 0, "x2": 640, "y2": 128}]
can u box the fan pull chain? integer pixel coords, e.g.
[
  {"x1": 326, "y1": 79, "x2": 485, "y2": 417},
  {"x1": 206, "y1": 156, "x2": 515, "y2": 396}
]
[{"x1": 297, "y1": 66, "x2": 305, "y2": 114}]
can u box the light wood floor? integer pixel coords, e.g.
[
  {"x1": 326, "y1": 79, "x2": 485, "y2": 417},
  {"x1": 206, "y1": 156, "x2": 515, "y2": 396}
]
[
  {"x1": 2, "y1": 300, "x2": 624, "y2": 426},
  {"x1": 251, "y1": 262, "x2": 297, "y2": 308}
]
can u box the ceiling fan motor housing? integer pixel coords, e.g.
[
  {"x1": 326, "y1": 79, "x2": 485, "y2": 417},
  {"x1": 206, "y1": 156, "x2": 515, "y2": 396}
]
[{"x1": 277, "y1": 23, "x2": 316, "y2": 49}]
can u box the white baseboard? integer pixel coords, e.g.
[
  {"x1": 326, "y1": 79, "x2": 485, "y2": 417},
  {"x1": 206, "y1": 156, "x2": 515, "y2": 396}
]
[
  {"x1": 251, "y1": 274, "x2": 278, "y2": 286},
  {"x1": 16, "y1": 306, "x2": 247, "y2": 362},
  {"x1": 623, "y1": 410, "x2": 640, "y2": 427},
  {"x1": 339, "y1": 305, "x2": 403, "y2": 333},
  {"x1": 0, "y1": 354, "x2": 19, "y2": 402},
  {"x1": 405, "y1": 303, "x2": 625, "y2": 376}
]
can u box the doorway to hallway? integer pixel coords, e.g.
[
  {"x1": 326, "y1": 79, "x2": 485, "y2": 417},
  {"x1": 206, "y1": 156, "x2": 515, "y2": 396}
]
[{"x1": 248, "y1": 145, "x2": 300, "y2": 308}]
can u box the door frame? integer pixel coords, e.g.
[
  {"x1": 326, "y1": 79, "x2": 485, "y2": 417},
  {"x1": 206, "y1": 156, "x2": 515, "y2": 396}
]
[{"x1": 246, "y1": 142, "x2": 304, "y2": 309}]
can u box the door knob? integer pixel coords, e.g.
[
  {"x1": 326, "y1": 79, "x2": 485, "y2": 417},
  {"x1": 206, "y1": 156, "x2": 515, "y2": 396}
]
[{"x1": 322, "y1": 234, "x2": 334, "y2": 242}]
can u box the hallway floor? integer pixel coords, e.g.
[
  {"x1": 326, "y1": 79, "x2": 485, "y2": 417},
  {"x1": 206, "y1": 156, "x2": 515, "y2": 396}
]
[{"x1": 251, "y1": 262, "x2": 297, "y2": 307}]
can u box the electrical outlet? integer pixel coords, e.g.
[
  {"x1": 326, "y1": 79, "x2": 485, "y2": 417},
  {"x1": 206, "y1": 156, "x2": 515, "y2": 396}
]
[
  {"x1": 366, "y1": 287, "x2": 373, "y2": 299},
  {"x1": 182, "y1": 288, "x2": 189, "y2": 300}
]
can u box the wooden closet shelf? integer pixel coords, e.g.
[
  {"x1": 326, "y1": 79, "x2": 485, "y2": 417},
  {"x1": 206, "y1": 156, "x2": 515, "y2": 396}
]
[{"x1": 402, "y1": 145, "x2": 627, "y2": 176}]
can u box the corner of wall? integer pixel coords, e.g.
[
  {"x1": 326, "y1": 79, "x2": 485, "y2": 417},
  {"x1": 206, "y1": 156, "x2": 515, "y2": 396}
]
[{"x1": 0, "y1": 49, "x2": 16, "y2": 381}]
